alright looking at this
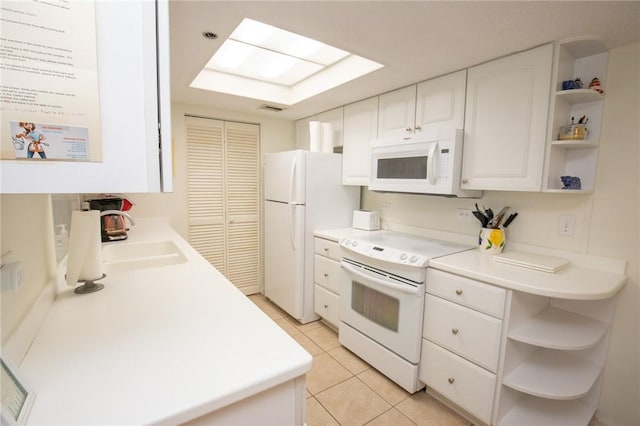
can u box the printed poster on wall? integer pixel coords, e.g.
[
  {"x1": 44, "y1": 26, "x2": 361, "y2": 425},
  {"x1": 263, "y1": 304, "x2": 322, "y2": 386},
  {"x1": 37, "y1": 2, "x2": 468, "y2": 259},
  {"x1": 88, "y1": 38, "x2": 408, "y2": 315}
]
[{"x1": 0, "y1": 0, "x2": 102, "y2": 161}]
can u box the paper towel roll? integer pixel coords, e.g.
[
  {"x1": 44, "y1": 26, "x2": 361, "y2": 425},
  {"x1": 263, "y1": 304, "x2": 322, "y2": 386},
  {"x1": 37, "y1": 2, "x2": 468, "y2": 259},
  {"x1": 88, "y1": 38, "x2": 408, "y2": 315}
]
[
  {"x1": 321, "y1": 122, "x2": 334, "y2": 153},
  {"x1": 309, "y1": 121, "x2": 321, "y2": 152},
  {"x1": 66, "y1": 210, "x2": 103, "y2": 287}
]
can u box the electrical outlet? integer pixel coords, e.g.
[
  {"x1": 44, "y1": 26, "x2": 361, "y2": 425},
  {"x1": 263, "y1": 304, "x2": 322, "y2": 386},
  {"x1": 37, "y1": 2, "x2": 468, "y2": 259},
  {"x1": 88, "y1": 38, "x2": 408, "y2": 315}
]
[
  {"x1": 456, "y1": 208, "x2": 473, "y2": 221},
  {"x1": 1, "y1": 261, "x2": 23, "y2": 292},
  {"x1": 558, "y1": 215, "x2": 576, "y2": 237}
]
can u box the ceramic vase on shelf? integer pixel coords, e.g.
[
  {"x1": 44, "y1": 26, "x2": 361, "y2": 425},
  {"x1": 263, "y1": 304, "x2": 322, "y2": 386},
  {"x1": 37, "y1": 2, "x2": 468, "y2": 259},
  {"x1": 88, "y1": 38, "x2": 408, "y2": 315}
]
[{"x1": 478, "y1": 228, "x2": 505, "y2": 254}]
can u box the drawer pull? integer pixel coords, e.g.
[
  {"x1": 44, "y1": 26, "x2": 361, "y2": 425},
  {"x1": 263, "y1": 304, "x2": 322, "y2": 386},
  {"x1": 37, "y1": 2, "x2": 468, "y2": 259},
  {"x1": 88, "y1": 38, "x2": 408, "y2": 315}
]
[
  {"x1": 324, "y1": 304, "x2": 328, "y2": 309},
  {"x1": 323, "y1": 273, "x2": 329, "y2": 278},
  {"x1": 451, "y1": 328, "x2": 459, "y2": 335},
  {"x1": 448, "y1": 377, "x2": 455, "y2": 384},
  {"x1": 455, "y1": 289, "x2": 463, "y2": 295},
  {"x1": 324, "y1": 248, "x2": 329, "y2": 252}
]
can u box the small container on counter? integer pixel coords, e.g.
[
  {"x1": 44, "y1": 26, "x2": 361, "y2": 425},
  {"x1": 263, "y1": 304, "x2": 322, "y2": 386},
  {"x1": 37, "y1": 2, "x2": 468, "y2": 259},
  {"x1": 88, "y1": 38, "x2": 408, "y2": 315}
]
[{"x1": 558, "y1": 124, "x2": 588, "y2": 141}]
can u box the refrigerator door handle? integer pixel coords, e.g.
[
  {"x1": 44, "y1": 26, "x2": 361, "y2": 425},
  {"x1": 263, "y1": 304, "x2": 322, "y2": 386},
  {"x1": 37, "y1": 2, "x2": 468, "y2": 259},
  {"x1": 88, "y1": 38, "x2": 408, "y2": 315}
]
[
  {"x1": 288, "y1": 156, "x2": 297, "y2": 204},
  {"x1": 288, "y1": 204, "x2": 296, "y2": 250}
]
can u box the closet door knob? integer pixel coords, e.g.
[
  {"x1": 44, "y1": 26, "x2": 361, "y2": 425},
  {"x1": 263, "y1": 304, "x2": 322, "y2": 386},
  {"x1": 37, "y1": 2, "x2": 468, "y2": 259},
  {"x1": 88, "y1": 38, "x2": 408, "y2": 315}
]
[
  {"x1": 448, "y1": 377, "x2": 455, "y2": 384},
  {"x1": 323, "y1": 273, "x2": 329, "y2": 278},
  {"x1": 455, "y1": 289, "x2": 463, "y2": 295},
  {"x1": 462, "y1": 178, "x2": 469, "y2": 184},
  {"x1": 451, "y1": 328, "x2": 459, "y2": 335}
]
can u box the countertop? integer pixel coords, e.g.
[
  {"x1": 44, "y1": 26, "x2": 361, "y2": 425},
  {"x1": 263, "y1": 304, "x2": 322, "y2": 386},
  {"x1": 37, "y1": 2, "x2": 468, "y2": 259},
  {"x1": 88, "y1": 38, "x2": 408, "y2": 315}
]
[
  {"x1": 20, "y1": 218, "x2": 312, "y2": 425},
  {"x1": 429, "y1": 249, "x2": 627, "y2": 300},
  {"x1": 315, "y1": 227, "x2": 627, "y2": 301}
]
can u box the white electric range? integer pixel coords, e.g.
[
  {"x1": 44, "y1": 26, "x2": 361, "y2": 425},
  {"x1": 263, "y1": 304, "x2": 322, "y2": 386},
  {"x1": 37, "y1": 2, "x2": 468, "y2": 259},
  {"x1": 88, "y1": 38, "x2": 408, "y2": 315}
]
[{"x1": 338, "y1": 230, "x2": 473, "y2": 393}]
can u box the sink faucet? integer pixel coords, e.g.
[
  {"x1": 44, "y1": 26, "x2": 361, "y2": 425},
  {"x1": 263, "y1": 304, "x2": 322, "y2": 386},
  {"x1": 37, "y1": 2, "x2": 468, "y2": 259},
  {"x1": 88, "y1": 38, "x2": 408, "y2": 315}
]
[{"x1": 99, "y1": 210, "x2": 135, "y2": 226}]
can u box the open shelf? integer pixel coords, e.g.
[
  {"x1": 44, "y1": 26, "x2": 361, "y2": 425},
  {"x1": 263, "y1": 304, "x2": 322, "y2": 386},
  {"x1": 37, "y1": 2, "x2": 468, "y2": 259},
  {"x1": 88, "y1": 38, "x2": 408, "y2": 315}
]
[
  {"x1": 502, "y1": 349, "x2": 601, "y2": 400},
  {"x1": 543, "y1": 37, "x2": 607, "y2": 193},
  {"x1": 555, "y1": 89, "x2": 603, "y2": 104},
  {"x1": 499, "y1": 395, "x2": 595, "y2": 426},
  {"x1": 509, "y1": 307, "x2": 607, "y2": 350},
  {"x1": 550, "y1": 140, "x2": 598, "y2": 148}
]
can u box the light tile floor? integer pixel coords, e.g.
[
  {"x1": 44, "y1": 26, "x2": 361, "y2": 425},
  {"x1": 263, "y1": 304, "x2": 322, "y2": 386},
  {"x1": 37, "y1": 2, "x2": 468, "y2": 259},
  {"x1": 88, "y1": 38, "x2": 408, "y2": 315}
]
[{"x1": 248, "y1": 294, "x2": 472, "y2": 426}]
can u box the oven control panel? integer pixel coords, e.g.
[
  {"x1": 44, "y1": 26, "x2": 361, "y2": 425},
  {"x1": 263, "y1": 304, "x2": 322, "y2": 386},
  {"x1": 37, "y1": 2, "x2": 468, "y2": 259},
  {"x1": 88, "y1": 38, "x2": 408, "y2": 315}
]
[{"x1": 341, "y1": 238, "x2": 429, "y2": 267}]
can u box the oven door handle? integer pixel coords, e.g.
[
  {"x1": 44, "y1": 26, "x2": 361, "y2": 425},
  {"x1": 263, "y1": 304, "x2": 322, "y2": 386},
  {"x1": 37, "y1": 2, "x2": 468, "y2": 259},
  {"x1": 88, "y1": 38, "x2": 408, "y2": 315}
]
[{"x1": 341, "y1": 261, "x2": 421, "y2": 295}]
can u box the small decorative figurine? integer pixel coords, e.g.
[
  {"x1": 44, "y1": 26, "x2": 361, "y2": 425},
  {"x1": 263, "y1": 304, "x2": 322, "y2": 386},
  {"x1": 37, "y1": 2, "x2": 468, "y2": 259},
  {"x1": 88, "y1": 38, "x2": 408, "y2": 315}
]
[
  {"x1": 561, "y1": 176, "x2": 582, "y2": 190},
  {"x1": 589, "y1": 77, "x2": 604, "y2": 94}
]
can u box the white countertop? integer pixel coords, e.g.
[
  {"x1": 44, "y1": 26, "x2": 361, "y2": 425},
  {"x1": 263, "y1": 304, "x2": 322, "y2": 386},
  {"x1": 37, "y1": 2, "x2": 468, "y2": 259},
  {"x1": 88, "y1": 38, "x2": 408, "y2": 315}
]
[
  {"x1": 20, "y1": 218, "x2": 312, "y2": 425},
  {"x1": 316, "y1": 227, "x2": 626, "y2": 301},
  {"x1": 429, "y1": 249, "x2": 627, "y2": 300}
]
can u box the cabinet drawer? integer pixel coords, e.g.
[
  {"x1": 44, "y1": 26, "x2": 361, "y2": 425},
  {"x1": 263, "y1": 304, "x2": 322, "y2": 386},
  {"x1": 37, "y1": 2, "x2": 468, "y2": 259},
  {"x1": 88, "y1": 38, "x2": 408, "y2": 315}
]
[
  {"x1": 420, "y1": 339, "x2": 496, "y2": 424},
  {"x1": 423, "y1": 295, "x2": 502, "y2": 372},
  {"x1": 314, "y1": 285, "x2": 339, "y2": 328},
  {"x1": 314, "y1": 237, "x2": 342, "y2": 261},
  {"x1": 314, "y1": 254, "x2": 341, "y2": 294},
  {"x1": 427, "y1": 269, "x2": 506, "y2": 318}
]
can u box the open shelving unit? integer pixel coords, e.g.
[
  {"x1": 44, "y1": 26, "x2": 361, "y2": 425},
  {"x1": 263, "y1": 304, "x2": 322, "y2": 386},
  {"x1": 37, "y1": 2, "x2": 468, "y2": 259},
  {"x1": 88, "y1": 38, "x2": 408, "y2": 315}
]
[
  {"x1": 543, "y1": 36, "x2": 609, "y2": 193},
  {"x1": 496, "y1": 294, "x2": 615, "y2": 426}
]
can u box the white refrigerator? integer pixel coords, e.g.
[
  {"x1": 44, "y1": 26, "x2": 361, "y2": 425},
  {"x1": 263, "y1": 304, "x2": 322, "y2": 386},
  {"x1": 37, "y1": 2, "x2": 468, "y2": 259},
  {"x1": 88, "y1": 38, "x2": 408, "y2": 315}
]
[{"x1": 264, "y1": 150, "x2": 360, "y2": 324}]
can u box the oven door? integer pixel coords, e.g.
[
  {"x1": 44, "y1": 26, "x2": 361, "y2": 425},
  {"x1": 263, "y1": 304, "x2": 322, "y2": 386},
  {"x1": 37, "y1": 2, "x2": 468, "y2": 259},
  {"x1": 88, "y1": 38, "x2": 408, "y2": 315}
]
[{"x1": 340, "y1": 260, "x2": 425, "y2": 363}]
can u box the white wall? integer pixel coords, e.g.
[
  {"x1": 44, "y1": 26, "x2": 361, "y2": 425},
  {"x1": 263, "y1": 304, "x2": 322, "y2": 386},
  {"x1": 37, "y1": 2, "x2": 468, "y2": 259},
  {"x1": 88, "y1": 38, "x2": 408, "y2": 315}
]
[
  {"x1": 0, "y1": 194, "x2": 56, "y2": 342},
  {"x1": 363, "y1": 42, "x2": 640, "y2": 426},
  {"x1": 127, "y1": 102, "x2": 296, "y2": 239}
]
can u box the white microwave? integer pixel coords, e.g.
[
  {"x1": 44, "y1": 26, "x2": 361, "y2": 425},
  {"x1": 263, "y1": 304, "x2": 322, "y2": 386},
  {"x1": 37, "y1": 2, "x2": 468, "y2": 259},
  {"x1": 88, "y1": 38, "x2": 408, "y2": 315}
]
[{"x1": 369, "y1": 129, "x2": 481, "y2": 198}]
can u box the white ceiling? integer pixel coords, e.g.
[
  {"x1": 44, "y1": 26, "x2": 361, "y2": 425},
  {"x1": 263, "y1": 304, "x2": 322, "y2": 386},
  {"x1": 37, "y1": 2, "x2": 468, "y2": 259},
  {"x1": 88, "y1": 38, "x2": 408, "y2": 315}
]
[{"x1": 169, "y1": 1, "x2": 640, "y2": 121}]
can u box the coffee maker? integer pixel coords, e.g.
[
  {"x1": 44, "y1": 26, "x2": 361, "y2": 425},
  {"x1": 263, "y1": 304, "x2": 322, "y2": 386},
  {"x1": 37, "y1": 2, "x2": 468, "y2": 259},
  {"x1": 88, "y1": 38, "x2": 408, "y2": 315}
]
[{"x1": 88, "y1": 198, "x2": 128, "y2": 242}]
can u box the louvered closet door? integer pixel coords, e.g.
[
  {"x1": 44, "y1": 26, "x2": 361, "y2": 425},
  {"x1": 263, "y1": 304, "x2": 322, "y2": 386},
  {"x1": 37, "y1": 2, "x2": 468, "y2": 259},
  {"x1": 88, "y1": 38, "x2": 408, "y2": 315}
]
[
  {"x1": 225, "y1": 121, "x2": 260, "y2": 294},
  {"x1": 185, "y1": 116, "x2": 261, "y2": 295}
]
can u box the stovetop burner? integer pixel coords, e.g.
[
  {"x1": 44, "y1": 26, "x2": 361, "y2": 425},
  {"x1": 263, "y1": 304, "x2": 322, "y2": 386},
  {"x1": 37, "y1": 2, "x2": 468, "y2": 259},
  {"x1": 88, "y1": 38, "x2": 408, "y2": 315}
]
[{"x1": 340, "y1": 230, "x2": 472, "y2": 268}]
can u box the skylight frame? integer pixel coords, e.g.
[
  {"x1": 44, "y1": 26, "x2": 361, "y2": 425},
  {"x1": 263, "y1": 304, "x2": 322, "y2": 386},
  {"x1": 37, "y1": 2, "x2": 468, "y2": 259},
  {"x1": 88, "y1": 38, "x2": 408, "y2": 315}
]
[{"x1": 190, "y1": 18, "x2": 384, "y2": 106}]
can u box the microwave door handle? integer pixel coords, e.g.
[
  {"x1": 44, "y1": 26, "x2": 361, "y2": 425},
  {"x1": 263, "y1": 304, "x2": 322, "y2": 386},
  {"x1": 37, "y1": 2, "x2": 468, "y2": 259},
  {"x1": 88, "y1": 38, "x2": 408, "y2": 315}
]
[
  {"x1": 427, "y1": 142, "x2": 439, "y2": 185},
  {"x1": 341, "y1": 261, "x2": 421, "y2": 295}
]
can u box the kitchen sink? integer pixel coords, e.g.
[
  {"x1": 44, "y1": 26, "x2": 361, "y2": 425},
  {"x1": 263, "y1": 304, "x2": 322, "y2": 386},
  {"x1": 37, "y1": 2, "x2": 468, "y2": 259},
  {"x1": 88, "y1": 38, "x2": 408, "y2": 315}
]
[{"x1": 102, "y1": 240, "x2": 187, "y2": 273}]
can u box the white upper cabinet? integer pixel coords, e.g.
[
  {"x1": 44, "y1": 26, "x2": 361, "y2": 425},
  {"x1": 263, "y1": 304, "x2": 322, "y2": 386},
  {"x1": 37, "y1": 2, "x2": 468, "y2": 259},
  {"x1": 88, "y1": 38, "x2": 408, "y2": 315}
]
[
  {"x1": 342, "y1": 97, "x2": 378, "y2": 186},
  {"x1": 415, "y1": 70, "x2": 467, "y2": 133},
  {"x1": 461, "y1": 44, "x2": 553, "y2": 191},
  {"x1": 0, "y1": 0, "x2": 172, "y2": 194},
  {"x1": 378, "y1": 85, "x2": 417, "y2": 139},
  {"x1": 378, "y1": 70, "x2": 467, "y2": 141}
]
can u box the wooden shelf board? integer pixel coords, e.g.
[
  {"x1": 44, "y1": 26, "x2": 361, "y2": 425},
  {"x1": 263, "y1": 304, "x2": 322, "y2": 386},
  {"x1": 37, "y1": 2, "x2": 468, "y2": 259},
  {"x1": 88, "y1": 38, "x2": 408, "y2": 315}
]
[{"x1": 551, "y1": 140, "x2": 598, "y2": 149}]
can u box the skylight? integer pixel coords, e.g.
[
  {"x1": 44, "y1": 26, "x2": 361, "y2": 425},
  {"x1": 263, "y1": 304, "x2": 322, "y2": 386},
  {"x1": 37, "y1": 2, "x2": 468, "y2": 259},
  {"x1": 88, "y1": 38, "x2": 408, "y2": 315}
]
[{"x1": 190, "y1": 18, "x2": 384, "y2": 106}]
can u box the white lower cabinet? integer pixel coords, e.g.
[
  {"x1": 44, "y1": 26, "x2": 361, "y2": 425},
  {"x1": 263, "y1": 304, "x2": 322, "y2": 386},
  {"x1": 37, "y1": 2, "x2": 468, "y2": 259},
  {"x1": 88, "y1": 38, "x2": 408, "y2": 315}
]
[
  {"x1": 422, "y1": 269, "x2": 618, "y2": 426},
  {"x1": 420, "y1": 269, "x2": 507, "y2": 424},
  {"x1": 421, "y1": 340, "x2": 497, "y2": 424},
  {"x1": 313, "y1": 237, "x2": 343, "y2": 328}
]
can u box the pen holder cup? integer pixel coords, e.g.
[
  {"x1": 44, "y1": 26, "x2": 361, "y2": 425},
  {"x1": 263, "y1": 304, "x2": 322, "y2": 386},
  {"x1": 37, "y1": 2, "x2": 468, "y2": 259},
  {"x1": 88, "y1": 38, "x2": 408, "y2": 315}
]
[
  {"x1": 558, "y1": 124, "x2": 588, "y2": 141},
  {"x1": 478, "y1": 228, "x2": 505, "y2": 254}
]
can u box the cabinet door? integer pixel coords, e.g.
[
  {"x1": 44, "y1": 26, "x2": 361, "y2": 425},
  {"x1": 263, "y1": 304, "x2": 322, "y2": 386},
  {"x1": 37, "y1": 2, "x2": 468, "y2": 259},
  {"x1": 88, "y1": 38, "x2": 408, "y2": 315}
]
[
  {"x1": 461, "y1": 44, "x2": 553, "y2": 191},
  {"x1": 415, "y1": 70, "x2": 467, "y2": 133},
  {"x1": 377, "y1": 85, "x2": 417, "y2": 139},
  {"x1": 317, "y1": 107, "x2": 344, "y2": 148},
  {"x1": 342, "y1": 97, "x2": 378, "y2": 185},
  {"x1": 0, "y1": 0, "x2": 171, "y2": 193}
]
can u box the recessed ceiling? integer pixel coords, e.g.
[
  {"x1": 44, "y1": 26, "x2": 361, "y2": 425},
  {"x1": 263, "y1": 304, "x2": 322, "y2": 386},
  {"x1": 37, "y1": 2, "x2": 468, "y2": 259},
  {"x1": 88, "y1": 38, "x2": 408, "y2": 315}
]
[
  {"x1": 169, "y1": 1, "x2": 640, "y2": 121},
  {"x1": 190, "y1": 18, "x2": 383, "y2": 105}
]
